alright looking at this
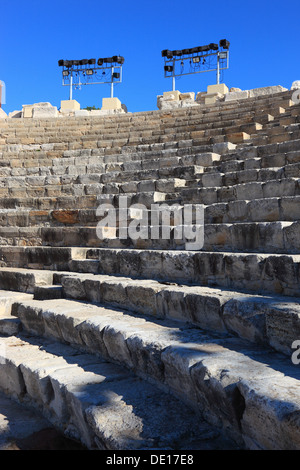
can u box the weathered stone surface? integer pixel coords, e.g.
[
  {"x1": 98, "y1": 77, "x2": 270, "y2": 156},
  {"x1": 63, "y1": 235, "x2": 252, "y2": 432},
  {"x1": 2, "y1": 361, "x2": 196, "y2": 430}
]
[
  {"x1": 0, "y1": 84, "x2": 300, "y2": 450},
  {"x1": 225, "y1": 90, "x2": 249, "y2": 101},
  {"x1": 249, "y1": 85, "x2": 288, "y2": 97},
  {"x1": 291, "y1": 81, "x2": 300, "y2": 90}
]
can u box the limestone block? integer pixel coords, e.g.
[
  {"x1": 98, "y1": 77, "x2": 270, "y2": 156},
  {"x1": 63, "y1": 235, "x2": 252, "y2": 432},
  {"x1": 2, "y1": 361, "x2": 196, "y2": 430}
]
[
  {"x1": 229, "y1": 87, "x2": 242, "y2": 92},
  {"x1": 179, "y1": 92, "x2": 195, "y2": 100},
  {"x1": 163, "y1": 90, "x2": 181, "y2": 100},
  {"x1": 160, "y1": 100, "x2": 181, "y2": 110},
  {"x1": 0, "y1": 108, "x2": 7, "y2": 119},
  {"x1": 213, "y1": 142, "x2": 237, "y2": 155},
  {"x1": 181, "y1": 99, "x2": 200, "y2": 108},
  {"x1": 248, "y1": 85, "x2": 288, "y2": 97},
  {"x1": 74, "y1": 110, "x2": 89, "y2": 116},
  {"x1": 291, "y1": 80, "x2": 300, "y2": 90},
  {"x1": 22, "y1": 105, "x2": 33, "y2": 118},
  {"x1": 226, "y1": 132, "x2": 250, "y2": 143},
  {"x1": 207, "y1": 83, "x2": 229, "y2": 95},
  {"x1": 60, "y1": 100, "x2": 80, "y2": 111},
  {"x1": 32, "y1": 106, "x2": 58, "y2": 118},
  {"x1": 195, "y1": 92, "x2": 206, "y2": 103},
  {"x1": 101, "y1": 97, "x2": 122, "y2": 110},
  {"x1": 204, "y1": 92, "x2": 223, "y2": 105},
  {"x1": 225, "y1": 90, "x2": 249, "y2": 102}
]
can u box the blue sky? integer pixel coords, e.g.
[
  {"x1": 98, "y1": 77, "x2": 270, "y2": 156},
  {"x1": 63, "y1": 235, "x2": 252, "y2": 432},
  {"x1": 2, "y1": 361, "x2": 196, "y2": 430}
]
[{"x1": 1, "y1": 0, "x2": 300, "y2": 114}]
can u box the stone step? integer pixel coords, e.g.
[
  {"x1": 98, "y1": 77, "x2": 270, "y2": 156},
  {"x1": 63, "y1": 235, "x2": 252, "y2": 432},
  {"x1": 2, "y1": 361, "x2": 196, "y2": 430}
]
[
  {"x1": 0, "y1": 334, "x2": 222, "y2": 450},
  {"x1": 2, "y1": 245, "x2": 300, "y2": 298},
  {"x1": 58, "y1": 270, "x2": 300, "y2": 356},
  {"x1": 0, "y1": 100, "x2": 293, "y2": 144},
  {"x1": 0, "y1": 191, "x2": 178, "y2": 211},
  {"x1": 70, "y1": 248, "x2": 300, "y2": 298},
  {"x1": 0, "y1": 104, "x2": 284, "y2": 141},
  {"x1": 0, "y1": 267, "x2": 55, "y2": 293},
  {"x1": 1, "y1": 218, "x2": 299, "y2": 254},
  {"x1": 0, "y1": 195, "x2": 299, "y2": 234},
  {"x1": 0, "y1": 290, "x2": 33, "y2": 336},
  {"x1": 0, "y1": 390, "x2": 80, "y2": 450},
  {"x1": 181, "y1": 177, "x2": 300, "y2": 205},
  {"x1": 0, "y1": 246, "x2": 88, "y2": 271},
  {"x1": 206, "y1": 195, "x2": 300, "y2": 223},
  {"x1": 2, "y1": 115, "x2": 262, "y2": 145},
  {"x1": 0, "y1": 246, "x2": 300, "y2": 297},
  {"x1": 36, "y1": 220, "x2": 299, "y2": 254},
  {"x1": 10, "y1": 296, "x2": 300, "y2": 450}
]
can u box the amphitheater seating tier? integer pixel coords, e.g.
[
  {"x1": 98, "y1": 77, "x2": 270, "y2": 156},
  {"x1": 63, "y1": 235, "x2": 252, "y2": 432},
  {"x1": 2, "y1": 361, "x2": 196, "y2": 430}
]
[{"x1": 0, "y1": 89, "x2": 300, "y2": 450}]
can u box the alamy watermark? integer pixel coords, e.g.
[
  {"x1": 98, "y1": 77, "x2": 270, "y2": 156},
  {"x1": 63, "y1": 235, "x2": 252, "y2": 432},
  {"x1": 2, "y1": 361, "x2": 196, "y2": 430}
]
[
  {"x1": 291, "y1": 340, "x2": 300, "y2": 365},
  {"x1": 96, "y1": 196, "x2": 205, "y2": 250}
]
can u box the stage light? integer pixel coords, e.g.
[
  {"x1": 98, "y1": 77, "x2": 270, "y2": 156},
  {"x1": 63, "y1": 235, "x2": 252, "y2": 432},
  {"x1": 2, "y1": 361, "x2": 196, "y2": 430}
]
[
  {"x1": 98, "y1": 58, "x2": 104, "y2": 66},
  {"x1": 80, "y1": 59, "x2": 89, "y2": 66},
  {"x1": 161, "y1": 50, "x2": 173, "y2": 59},
  {"x1": 86, "y1": 69, "x2": 94, "y2": 75},
  {"x1": 112, "y1": 56, "x2": 125, "y2": 64},
  {"x1": 209, "y1": 43, "x2": 219, "y2": 50},
  {"x1": 62, "y1": 70, "x2": 69, "y2": 77},
  {"x1": 219, "y1": 39, "x2": 230, "y2": 49},
  {"x1": 113, "y1": 72, "x2": 120, "y2": 79},
  {"x1": 192, "y1": 56, "x2": 200, "y2": 63},
  {"x1": 164, "y1": 65, "x2": 173, "y2": 72},
  {"x1": 198, "y1": 45, "x2": 210, "y2": 52},
  {"x1": 219, "y1": 52, "x2": 228, "y2": 59},
  {"x1": 88, "y1": 58, "x2": 96, "y2": 65},
  {"x1": 58, "y1": 60, "x2": 64, "y2": 67},
  {"x1": 172, "y1": 50, "x2": 182, "y2": 56}
]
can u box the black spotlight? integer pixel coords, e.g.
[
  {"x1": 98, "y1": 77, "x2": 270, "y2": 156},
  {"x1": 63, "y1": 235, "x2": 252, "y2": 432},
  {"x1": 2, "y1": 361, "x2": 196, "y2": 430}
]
[
  {"x1": 113, "y1": 72, "x2": 120, "y2": 79},
  {"x1": 209, "y1": 43, "x2": 219, "y2": 51},
  {"x1": 112, "y1": 55, "x2": 124, "y2": 64},
  {"x1": 88, "y1": 58, "x2": 96, "y2": 65},
  {"x1": 161, "y1": 49, "x2": 173, "y2": 59},
  {"x1": 164, "y1": 65, "x2": 173, "y2": 72},
  {"x1": 198, "y1": 45, "x2": 210, "y2": 52},
  {"x1": 219, "y1": 39, "x2": 230, "y2": 49},
  {"x1": 172, "y1": 50, "x2": 182, "y2": 56},
  {"x1": 58, "y1": 59, "x2": 64, "y2": 67},
  {"x1": 98, "y1": 58, "x2": 104, "y2": 66}
]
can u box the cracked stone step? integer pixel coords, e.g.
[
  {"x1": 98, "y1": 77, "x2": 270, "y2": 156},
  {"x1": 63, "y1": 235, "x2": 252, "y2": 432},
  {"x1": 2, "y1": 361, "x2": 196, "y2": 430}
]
[
  {"x1": 0, "y1": 390, "x2": 84, "y2": 450},
  {"x1": 0, "y1": 334, "x2": 231, "y2": 450},
  {"x1": 58, "y1": 270, "x2": 300, "y2": 356},
  {"x1": 37, "y1": 220, "x2": 300, "y2": 254},
  {"x1": 0, "y1": 290, "x2": 33, "y2": 336},
  {"x1": 68, "y1": 248, "x2": 300, "y2": 298},
  {"x1": 10, "y1": 298, "x2": 300, "y2": 450}
]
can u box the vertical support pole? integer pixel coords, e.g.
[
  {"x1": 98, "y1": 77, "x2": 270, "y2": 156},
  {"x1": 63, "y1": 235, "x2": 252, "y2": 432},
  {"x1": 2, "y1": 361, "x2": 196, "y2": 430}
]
[
  {"x1": 111, "y1": 66, "x2": 114, "y2": 98},
  {"x1": 0, "y1": 82, "x2": 2, "y2": 109},
  {"x1": 69, "y1": 74, "x2": 73, "y2": 100},
  {"x1": 172, "y1": 59, "x2": 176, "y2": 91},
  {"x1": 216, "y1": 53, "x2": 220, "y2": 85}
]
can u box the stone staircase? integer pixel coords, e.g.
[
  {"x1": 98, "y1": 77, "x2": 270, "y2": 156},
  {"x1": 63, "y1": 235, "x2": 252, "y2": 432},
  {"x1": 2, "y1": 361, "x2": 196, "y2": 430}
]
[{"x1": 0, "y1": 88, "x2": 300, "y2": 450}]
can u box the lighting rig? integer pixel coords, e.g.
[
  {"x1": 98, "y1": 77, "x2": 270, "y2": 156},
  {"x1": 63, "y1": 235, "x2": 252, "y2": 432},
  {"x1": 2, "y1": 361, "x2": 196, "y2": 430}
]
[
  {"x1": 58, "y1": 56, "x2": 124, "y2": 100},
  {"x1": 161, "y1": 39, "x2": 230, "y2": 90}
]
